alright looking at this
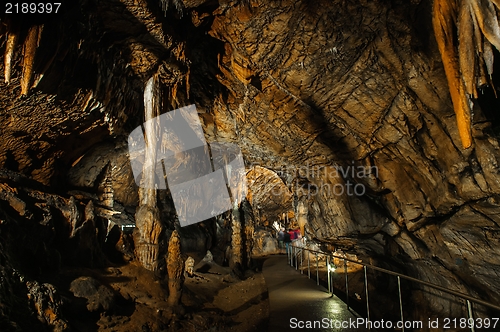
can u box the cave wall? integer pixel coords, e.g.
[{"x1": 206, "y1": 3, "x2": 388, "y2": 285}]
[
  {"x1": 204, "y1": 0, "x2": 500, "y2": 316},
  {"x1": 0, "y1": 0, "x2": 500, "y2": 325}
]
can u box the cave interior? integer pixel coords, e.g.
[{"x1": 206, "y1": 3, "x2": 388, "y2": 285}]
[{"x1": 2, "y1": 0, "x2": 500, "y2": 331}]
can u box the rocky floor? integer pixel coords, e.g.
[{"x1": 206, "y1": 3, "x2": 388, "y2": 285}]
[{"x1": 50, "y1": 259, "x2": 269, "y2": 332}]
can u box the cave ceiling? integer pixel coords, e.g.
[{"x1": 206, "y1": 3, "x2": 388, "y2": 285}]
[{"x1": 1, "y1": 0, "x2": 500, "y2": 318}]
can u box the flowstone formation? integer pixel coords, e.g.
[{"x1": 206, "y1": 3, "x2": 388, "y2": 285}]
[{"x1": 0, "y1": 0, "x2": 500, "y2": 329}]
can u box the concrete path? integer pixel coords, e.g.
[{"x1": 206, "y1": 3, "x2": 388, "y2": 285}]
[{"x1": 262, "y1": 255, "x2": 369, "y2": 332}]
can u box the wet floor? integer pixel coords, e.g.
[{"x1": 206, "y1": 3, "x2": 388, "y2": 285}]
[{"x1": 262, "y1": 255, "x2": 369, "y2": 332}]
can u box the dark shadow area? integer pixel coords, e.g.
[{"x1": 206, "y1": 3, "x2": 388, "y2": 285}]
[{"x1": 477, "y1": 47, "x2": 500, "y2": 137}]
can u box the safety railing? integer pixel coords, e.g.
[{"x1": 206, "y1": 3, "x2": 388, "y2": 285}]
[{"x1": 286, "y1": 243, "x2": 500, "y2": 332}]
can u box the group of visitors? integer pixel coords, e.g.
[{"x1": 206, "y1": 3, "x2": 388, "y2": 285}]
[{"x1": 278, "y1": 227, "x2": 302, "y2": 253}]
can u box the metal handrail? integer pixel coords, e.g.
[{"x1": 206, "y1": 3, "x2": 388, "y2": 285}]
[{"x1": 287, "y1": 243, "x2": 500, "y2": 331}]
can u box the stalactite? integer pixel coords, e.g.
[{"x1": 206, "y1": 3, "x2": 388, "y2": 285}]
[
  {"x1": 170, "y1": 81, "x2": 179, "y2": 108},
  {"x1": 433, "y1": 0, "x2": 500, "y2": 148},
  {"x1": 458, "y1": 0, "x2": 476, "y2": 97},
  {"x1": 470, "y1": 0, "x2": 500, "y2": 49},
  {"x1": 21, "y1": 25, "x2": 42, "y2": 96},
  {"x1": 4, "y1": 22, "x2": 19, "y2": 84},
  {"x1": 433, "y1": 0, "x2": 472, "y2": 148},
  {"x1": 33, "y1": 40, "x2": 61, "y2": 89},
  {"x1": 159, "y1": 0, "x2": 184, "y2": 15}
]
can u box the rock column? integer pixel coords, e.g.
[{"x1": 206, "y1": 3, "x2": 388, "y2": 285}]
[
  {"x1": 134, "y1": 75, "x2": 163, "y2": 272},
  {"x1": 166, "y1": 230, "x2": 184, "y2": 307},
  {"x1": 229, "y1": 203, "x2": 243, "y2": 272}
]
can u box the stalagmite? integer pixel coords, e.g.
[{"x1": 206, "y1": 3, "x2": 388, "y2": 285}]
[
  {"x1": 244, "y1": 224, "x2": 254, "y2": 267},
  {"x1": 484, "y1": 39, "x2": 495, "y2": 77},
  {"x1": 166, "y1": 230, "x2": 184, "y2": 307},
  {"x1": 230, "y1": 202, "x2": 243, "y2": 272},
  {"x1": 4, "y1": 23, "x2": 19, "y2": 84},
  {"x1": 134, "y1": 75, "x2": 163, "y2": 272},
  {"x1": 243, "y1": 200, "x2": 254, "y2": 267},
  {"x1": 21, "y1": 25, "x2": 42, "y2": 96},
  {"x1": 184, "y1": 256, "x2": 195, "y2": 277}
]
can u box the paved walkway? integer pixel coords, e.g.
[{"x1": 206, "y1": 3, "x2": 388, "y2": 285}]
[{"x1": 262, "y1": 255, "x2": 368, "y2": 332}]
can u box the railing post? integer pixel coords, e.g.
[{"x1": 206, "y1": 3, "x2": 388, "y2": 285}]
[
  {"x1": 327, "y1": 255, "x2": 331, "y2": 293},
  {"x1": 282, "y1": 247, "x2": 500, "y2": 329},
  {"x1": 398, "y1": 276, "x2": 404, "y2": 332},
  {"x1": 316, "y1": 253, "x2": 319, "y2": 285},
  {"x1": 330, "y1": 264, "x2": 334, "y2": 295},
  {"x1": 293, "y1": 247, "x2": 296, "y2": 267},
  {"x1": 293, "y1": 247, "x2": 299, "y2": 270},
  {"x1": 300, "y1": 249, "x2": 303, "y2": 274},
  {"x1": 466, "y1": 300, "x2": 475, "y2": 332},
  {"x1": 307, "y1": 250, "x2": 311, "y2": 279},
  {"x1": 364, "y1": 266, "x2": 370, "y2": 328},
  {"x1": 344, "y1": 258, "x2": 349, "y2": 309}
]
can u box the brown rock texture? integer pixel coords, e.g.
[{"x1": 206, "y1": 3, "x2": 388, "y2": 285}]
[
  {"x1": 229, "y1": 204, "x2": 243, "y2": 271},
  {"x1": 1, "y1": 0, "x2": 500, "y2": 327},
  {"x1": 205, "y1": 0, "x2": 500, "y2": 315},
  {"x1": 166, "y1": 230, "x2": 184, "y2": 307}
]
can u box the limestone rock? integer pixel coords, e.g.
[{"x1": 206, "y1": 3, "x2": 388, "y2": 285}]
[
  {"x1": 2, "y1": 0, "x2": 500, "y2": 322},
  {"x1": 184, "y1": 256, "x2": 195, "y2": 277},
  {"x1": 166, "y1": 230, "x2": 184, "y2": 307},
  {"x1": 26, "y1": 281, "x2": 69, "y2": 331},
  {"x1": 69, "y1": 276, "x2": 116, "y2": 313},
  {"x1": 252, "y1": 228, "x2": 279, "y2": 256}
]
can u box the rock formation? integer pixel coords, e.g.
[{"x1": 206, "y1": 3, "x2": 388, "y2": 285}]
[
  {"x1": 134, "y1": 75, "x2": 164, "y2": 273},
  {"x1": 229, "y1": 203, "x2": 243, "y2": 273},
  {"x1": 1, "y1": 0, "x2": 500, "y2": 329},
  {"x1": 166, "y1": 230, "x2": 184, "y2": 307}
]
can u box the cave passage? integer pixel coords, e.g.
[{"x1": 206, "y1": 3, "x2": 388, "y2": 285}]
[{"x1": 2, "y1": 0, "x2": 500, "y2": 331}]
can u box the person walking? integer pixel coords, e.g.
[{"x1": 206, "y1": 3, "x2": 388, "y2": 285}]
[
  {"x1": 278, "y1": 228, "x2": 285, "y2": 251},
  {"x1": 284, "y1": 230, "x2": 292, "y2": 256}
]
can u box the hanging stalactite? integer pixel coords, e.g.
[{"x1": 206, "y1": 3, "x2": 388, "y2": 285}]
[
  {"x1": 21, "y1": 25, "x2": 43, "y2": 96},
  {"x1": 4, "y1": 21, "x2": 19, "y2": 85},
  {"x1": 159, "y1": 0, "x2": 184, "y2": 16},
  {"x1": 433, "y1": 0, "x2": 500, "y2": 149}
]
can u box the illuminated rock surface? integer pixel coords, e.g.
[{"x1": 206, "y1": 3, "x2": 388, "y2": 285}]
[{"x1": 1, "y1": 0, "x2": 500, "y2": 330}]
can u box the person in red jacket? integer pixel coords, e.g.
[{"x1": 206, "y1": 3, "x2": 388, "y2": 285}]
[{"x1": 294, "y1": 228, "x2": 302, "y2": 240}]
